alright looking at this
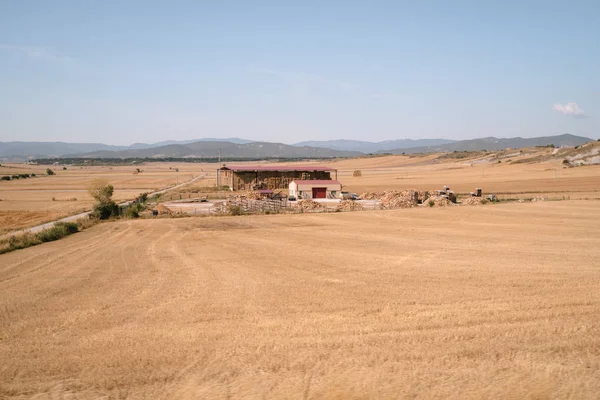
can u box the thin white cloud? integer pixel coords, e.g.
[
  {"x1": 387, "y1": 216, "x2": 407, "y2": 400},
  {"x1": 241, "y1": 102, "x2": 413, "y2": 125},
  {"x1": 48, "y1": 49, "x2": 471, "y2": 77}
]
[
  {"x1": 0, "y1": 44, "x2": 73, "y2": 63},
  {"x1": 552, "y1": 102, "x2": 586, "y2": 117}
]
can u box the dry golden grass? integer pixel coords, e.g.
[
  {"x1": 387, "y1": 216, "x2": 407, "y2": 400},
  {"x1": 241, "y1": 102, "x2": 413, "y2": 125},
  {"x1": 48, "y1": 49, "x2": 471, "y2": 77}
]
[
  {"x1": 1, "y1": 200, "x2": 599, "y2": 399},
  {"x1": 0, "y1": 163, "x2": 210, "y2": 233}
]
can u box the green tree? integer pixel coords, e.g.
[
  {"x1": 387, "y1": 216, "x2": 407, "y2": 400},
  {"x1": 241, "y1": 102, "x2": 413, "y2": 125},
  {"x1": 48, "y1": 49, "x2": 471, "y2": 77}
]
[{"x1": 89, "y1": 179, "x2": 118, "y2": 219}]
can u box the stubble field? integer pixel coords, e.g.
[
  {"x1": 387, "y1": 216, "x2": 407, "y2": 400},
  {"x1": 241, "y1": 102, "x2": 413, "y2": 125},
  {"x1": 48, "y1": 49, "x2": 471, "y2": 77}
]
[
  {"x1": 1, "y1": 200, "x2": 599, "y2": 399},
  {"x1": 0, "y1": 163, "x2": 211, "y2": 234}
]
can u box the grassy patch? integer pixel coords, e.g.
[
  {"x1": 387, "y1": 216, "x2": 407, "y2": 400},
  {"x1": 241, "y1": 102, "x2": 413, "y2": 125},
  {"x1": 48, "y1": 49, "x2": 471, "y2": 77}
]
[{"x1": 0, "y1": 220, "x2": 90, "y2": 254}]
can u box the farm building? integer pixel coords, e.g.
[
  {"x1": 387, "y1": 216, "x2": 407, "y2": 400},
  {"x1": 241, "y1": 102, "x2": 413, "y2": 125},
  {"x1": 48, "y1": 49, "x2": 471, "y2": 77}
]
[
  {"x1": 289, "y1": 180, "x2": 342, "y2": 199},
  {"x1": 217, "y1": 165, "x2": 338, "y2": 191}
]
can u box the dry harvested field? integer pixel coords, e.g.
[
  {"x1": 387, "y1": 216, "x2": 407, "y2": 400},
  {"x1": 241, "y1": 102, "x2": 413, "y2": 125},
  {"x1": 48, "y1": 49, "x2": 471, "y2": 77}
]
[
  {"x1": 1, "y1": 200, "x2": 599, "y2": 399},
  {"x1": 329, "y1": 154, "x2": 600, "y2": 200},
  {"x1": 0, "y1": 163, "x2": 213, "y2": 234}
]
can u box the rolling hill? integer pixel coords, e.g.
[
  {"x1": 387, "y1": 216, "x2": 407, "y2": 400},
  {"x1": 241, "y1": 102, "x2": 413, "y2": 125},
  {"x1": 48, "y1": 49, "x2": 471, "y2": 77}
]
[
  {"x1": 0, "y1": 142, "x2": 128, "y2": 159},
  {"x1": 0, "y1": 139, "x2": 254, "y2": 159},
  {"x1": 381, "y1": 134, "x2": 593, "y2": 154},
  {"x1": 72, "y1": 141, "x2": 362, "y2": 159},
  {"x1": 294, "y1": 138, "x2": 455, "y2": 153}
]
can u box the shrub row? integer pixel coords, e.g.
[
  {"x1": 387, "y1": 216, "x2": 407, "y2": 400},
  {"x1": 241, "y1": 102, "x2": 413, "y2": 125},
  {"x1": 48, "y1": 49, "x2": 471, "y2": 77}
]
[
  {"x1": 0, "y1": 222, "x2": 79, "y2": 254},
  {"x1": 1, "y1": 173, "x2": 37, "y2": 181}
]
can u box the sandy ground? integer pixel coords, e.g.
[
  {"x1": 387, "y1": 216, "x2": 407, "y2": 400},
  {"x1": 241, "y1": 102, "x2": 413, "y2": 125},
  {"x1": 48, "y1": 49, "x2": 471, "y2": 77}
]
[{"x1": 1, "y1": 200, "x2": 599, "y2": 399}]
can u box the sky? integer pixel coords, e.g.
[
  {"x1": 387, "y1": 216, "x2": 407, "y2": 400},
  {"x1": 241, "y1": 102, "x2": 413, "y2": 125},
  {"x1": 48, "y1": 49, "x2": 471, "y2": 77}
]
[{"x1": 1, "y1": 1, "x2": 599, "y2": 145}]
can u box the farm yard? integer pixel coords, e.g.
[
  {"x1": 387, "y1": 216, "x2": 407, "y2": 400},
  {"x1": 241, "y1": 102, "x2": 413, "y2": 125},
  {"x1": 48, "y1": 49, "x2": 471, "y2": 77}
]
[
  {"x1": 1, "y1": 150, "x2": 600, "y2": 399},
  {"x1": 2, "y1": 149, "x2": 600, "y2": 235}
]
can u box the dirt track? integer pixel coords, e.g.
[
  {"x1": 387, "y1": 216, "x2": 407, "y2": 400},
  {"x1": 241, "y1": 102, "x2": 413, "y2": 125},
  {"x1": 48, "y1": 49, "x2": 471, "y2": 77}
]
[{"x1": 1, "y1": 201, "x2": 599, "y2": 399}]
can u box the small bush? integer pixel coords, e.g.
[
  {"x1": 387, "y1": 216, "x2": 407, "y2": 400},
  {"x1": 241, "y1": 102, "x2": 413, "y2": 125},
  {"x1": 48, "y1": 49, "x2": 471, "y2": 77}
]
[
  {"x1": 46, "y1": 168, "x2": 55, "y2": 175},
  {"x1": 31, "y1": 173, "x2": 36, "y2": 177},
  {"x1": 139, "y1": 193, "x2": 148, "y2": 203},
  {"x1": 265, "y1": 210, "x2": 271, "y2": 215},
  {"x1": 1, "y1": 176, "x2": 10, "y2": 181},
  {"x1": 121, "y1": 202, "x2": 144, "y2": 219},
  {"x1": 428, "y1": 200, "x2": 435, "y2": 207},
  {"x1": 37, "y1": 225, "x2": 70, "y2": 243},
  {"x1": 12, "y1": 175, "x2": 19, "y2": 179},
  {"x1": 0, "y1": 233, "x2": 41, "y2": 254},
  {"x1": 562, "y1": 159, "x2": 570, "y2": 165},
  {"x1": 497, "y1": 160, "x2": 501, "y2": 164},
  {"x1": 353, "y1": 170, "x2": 362, "y2": 177},
  {"x1": 122, "y1": 206, "x2": 139, "y2": 219},
  {"x1": 229, "y1": 205, "x2": 243, "y2": 216},
  {"x1": 92, "y1": 201, "x2": 119, "y2": 220},
  {"x1": 55, "y1": 221, "x2": 79, "y2": 234},
  {"x1": 63, "y1": 167, "x2": 67, "y2": 170}
]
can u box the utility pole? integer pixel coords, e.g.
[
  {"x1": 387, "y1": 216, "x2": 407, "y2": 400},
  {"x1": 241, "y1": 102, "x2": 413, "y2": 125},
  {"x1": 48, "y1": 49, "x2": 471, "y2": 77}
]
[{"x1": 218, "y1": 149, "x2": 222, "y2": 166}]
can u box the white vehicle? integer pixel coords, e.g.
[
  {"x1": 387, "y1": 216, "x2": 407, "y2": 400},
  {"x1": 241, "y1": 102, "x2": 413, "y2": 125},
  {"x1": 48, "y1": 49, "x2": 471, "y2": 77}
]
[{"x1": 339, "y1": 192, "x2": 359, "y2": 200}]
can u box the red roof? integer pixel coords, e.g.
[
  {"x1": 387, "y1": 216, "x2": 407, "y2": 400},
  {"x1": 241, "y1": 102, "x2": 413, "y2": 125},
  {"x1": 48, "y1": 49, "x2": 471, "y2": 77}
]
[
  {"x1": 291, "y1": 180, "x2": 341, "y2": 185},
  {"x1": 220, "y1": 165, "x2": 334, "y2": 172}
]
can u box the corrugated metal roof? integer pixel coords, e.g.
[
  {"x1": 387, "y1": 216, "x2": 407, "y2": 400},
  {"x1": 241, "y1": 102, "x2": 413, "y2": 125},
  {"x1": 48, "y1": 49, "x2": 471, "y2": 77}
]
[
  {"x1": 291, "y1": 180, "x2": 341, "y2": 185},
  {"x1": 220, "y1": 165, "x2": 334, "y2": 172}
]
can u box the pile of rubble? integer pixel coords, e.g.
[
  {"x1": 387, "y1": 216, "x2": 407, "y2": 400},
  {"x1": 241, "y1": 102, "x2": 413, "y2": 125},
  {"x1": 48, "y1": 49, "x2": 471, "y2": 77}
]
[
  {"x1": 361, "y1": 190, "x2": 433, "y2": 208},
  {"x1": 337, "y1": 200, "x2": 364, "y2": 211},
  {"x1": 231, "y1": 191, "x2": 262, "y2": 200},
  {"x1": 294, "y1": 199, "x2": 324, "y2": 211},
  {"x1": 380, "y1": 190, "x2": 420, "y2": 208},
  {"x1": 461, "y1": 196, "x2": 486, "y2": 205},
  {"x1": 212, "y1": 201, "x2": 231, "y2": 214},
  {"x1": 156, "y1": 204, "x2": 173, "y2": 215},
  {"x1": 360, "y1": 191, "x2": 384, "y2": 200},
  {"x1": 425, "y1": 196, "x2": 455, "y2": 207}
]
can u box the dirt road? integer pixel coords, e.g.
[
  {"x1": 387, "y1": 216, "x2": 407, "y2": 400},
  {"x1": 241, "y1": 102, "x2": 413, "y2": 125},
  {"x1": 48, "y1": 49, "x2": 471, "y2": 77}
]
[{"x1": 1, "y1": 201, "x2": 599, "y2": 398}]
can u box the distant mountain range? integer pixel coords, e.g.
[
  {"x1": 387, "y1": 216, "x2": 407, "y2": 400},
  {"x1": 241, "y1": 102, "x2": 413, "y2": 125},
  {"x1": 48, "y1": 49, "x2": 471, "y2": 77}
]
[
  {"x1": 293, "y1": 139, "x2": 456, "y2": 153},
  {"x1": 0, "y1": 138, "x2": 255, "y2": 158},
  {"x1": 128, "y1": 137, "x2": 253, "y2": 149},
  {"x1": 74, "y1": 141, "x2": 361, "y2": 159},
  {"x1": 381, "y1": 134, "x2": 592, "y2": 154},
  {"x1": 0, "y1": 134, "x2": 594, "y2": 160}
]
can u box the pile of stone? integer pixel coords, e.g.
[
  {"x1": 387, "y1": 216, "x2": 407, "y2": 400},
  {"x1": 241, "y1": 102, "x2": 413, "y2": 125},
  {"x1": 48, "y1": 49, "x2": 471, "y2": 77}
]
[
  {"x1": 425, "y1": 196, "x2": 455, "y2": 207},
  {"x1": 212, "y1": 201, "x2": 230, "y2": 214},
  {"x1": 156, "y1": 204, "x2": 173, "y2": 215},
  {"x1": 379, "y1": 190, "x2": 420, "y2": 208},
  {"x1": 337, "y1": 200, "x2": 364, "y2": 211},
  {"x1": 461, "y1": 196, "x2": 486, "y2": 205},
  {"x1": 361, "y1": 190, "x2": 432, "y2": 208},
  {"x1": 231, "y1": 191, "x2": 262, "y2": 200},
  {"x1": 360, "y1": 191, "x2": 384, "y2": 200},
  {"x1": 294, "y1": 199, "x2": 324, "y2": 211}
]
